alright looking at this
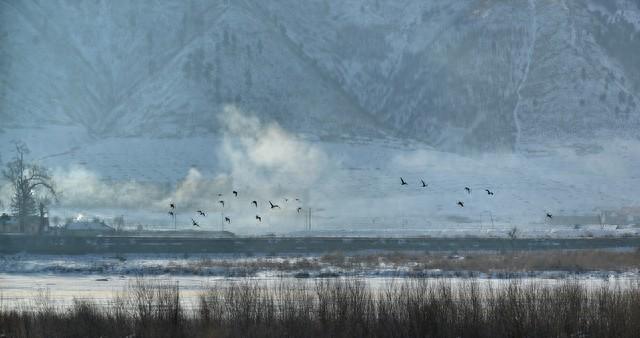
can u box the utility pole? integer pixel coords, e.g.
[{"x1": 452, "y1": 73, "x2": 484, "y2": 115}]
[
  {"x1": 306, "y1": 209, "x2": 309, "y2": 231},
  {"x1": 490, "y1": 211, "x2": 495, "y2": 229}
]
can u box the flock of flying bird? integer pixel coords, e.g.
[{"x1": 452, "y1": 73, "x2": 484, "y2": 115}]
[
  {"x1": 400, "y1": 177, "x2": 552, "y2": 220},
  {"x1": 400, "y1": 177, "x2": 495, "y2": 209},
  {"x1": 168, "y1": 190, "x2": 305, "y2": 229},
  {"x1": 167, "y1": 176, "x2": 554, "y2": 229}
]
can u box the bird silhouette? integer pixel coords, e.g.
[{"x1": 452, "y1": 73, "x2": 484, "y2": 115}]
[
  {"x1": 197, "y1": 210, "x2": 206, "y2": 217},
  {"x1": 170, "y1": 203, "x2": 175, "y2": 209},
  {"x1": 256, "y1": 215, "x2": 262, "y2": 222},
  {"x1": 295, "y1": 198, "x2": 301, "y2": 202},
  {"x1": 546, "y1": 213, "x2": 553, "y2": 219},
  {"x1": 251, "y1": 201, "x2": 258, "y2": 207},
  {"x1": 457, "y1": 201, "x2": 464, "y2": 207},
  {"x1": 400, "y1": 177, "x2": 408, "y2": 186},
  {"x1": 421, "y1": 180, "x2": 427, "y2": 188},
  {"x1": 225, "y1": 217, "x2": 231, "y2": 224},
  {"x1": 218, "y1": 200, "x2": 225, "y2": 207},
  {"x1": 217, "y1": 193, "x2": 223, "y2": 197},
  {"x1": 233, "y1": 191, "x2": 238, "y2": 197},
  {"x1": 269, "y1": 201, "x2": 280, "y2": 209},
  {"x1": 168, "y1": 211, "x2": 174, "y2": 216},
  {"x1": 297, "y1": 207, "x2": 303, "y2": 214},
  {"x1": 485, "y1": 189, "x2": 494, "y2": 195},
  {"x1": 464, "y1": 187, "x2": 471, "y2": 194},
  {"x1": 191, "y1": 218, "x2": 200, "y2": 227}
]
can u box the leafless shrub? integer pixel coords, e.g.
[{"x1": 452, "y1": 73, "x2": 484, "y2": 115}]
[{"x1": 2, "y1": 278, "x2": 640, "y2": 337}]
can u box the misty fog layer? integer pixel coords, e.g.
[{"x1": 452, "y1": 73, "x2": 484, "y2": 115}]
[
  {"x1": 0, "y1": 1, "x2": 639, "y2": 234},
  {"x1": 1, "y1": 105, "x2": 638, "y2": 234}
]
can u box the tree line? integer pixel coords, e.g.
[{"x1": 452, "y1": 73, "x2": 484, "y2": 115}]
[{"x1": 0, "y1": 141, "x2": 57, "y2": 232}]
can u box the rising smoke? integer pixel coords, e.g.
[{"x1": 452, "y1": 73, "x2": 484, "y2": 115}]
[
  {"x1": 32, "y1": 106, "x2": 331, "y2": 231},
  {"x1": 1, "y1": 106, "x2": 638, "y2": 233}
]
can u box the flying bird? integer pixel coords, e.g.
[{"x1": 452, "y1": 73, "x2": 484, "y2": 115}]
[
  {"x1": 421, "y1": 180, "x2": 427, "y2": 188},
  {"x1": 295, "y1": 198, "x2": 301, "y2": 202},
  {"x1": 191, "y1": 218, "x2": 200, "y2": 227},
  {"x1": 297, "y1": 207, "x2": 303, "y2": 214},
  {"x1": 218, "y1": 200, "x2": 225, "y2": 207},
  {"x1": 546, "y1": 213, "x2": 553, "y2": 219},
  {"x1": 256, "y1": 215, "x2": 262, "y2": 222},
  {"x1": 225, "y1": 217, "x2": 231, "y2": 224},
  {"x1": 168, "y1": 211, "x2": 174, "y2": 216},
  {"x1": 197, "y1": 210, "x2": 206, "y2": 217},
  {"x1": 170, "y1": 203, "x2": 175, "y2": 209},
  {"x1": 269, "y1": 201, "x2": 280, "y2": 209},
  {"x1": 217, "y1": 193, "x2": 223, "y2": 197},
  {"x1": 457, "y1": 201, "x2": 464, "y2": 208},
  {"x1": 400, "y1": 177, "x2": 408, "y2": 186},
  {"x1": 464, "y1": 187, "x2": 472, "y2": 194},
  {"x1": 233, "y1": 191, "x2": 238, "y2": 197},
  {"x1": 485, "y1": 189, "x2": 494, "y2": 195},
  {"x1": 251, "y1": 201, "x2": 258, "y2": 207}
]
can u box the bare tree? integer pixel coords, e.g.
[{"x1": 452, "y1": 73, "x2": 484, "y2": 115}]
[
  {"x1": 113, "y1": 215, "x2": 125, "y2": 232},
  {"x1": 36, "y1": 195, "x2": 52, "y2": 232},
  {"x1": 2, "y1": 142, "x2": 57, "y2": 232}
]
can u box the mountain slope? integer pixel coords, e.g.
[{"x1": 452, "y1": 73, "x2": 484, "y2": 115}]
[{"x1": 0, "y1": 0, "x2": 639, "y2": 150}]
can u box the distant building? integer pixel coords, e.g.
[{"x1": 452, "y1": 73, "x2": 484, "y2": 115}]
[
  {"x1": 0, "y1": 213, "x2": 49, "y2": 234},
  {"x1": 0, "y1": 213, "x2": 12, "y2": 231},
  {"x1": 602, "y1": 207, "x2": 640, "y2": 226},
  {"x1": 65, "y1": 219, "x2": 114, "y2": 233},
  {"x1": 548, "y1": 208, "x2": 640, "y2": 227},
  {"x1": 547, "y1": 215, "x2": 601, "y2": 226}
]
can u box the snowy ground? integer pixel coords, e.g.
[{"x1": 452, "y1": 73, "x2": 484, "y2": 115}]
[
  {"x1": 1, "y1": 274, "x2": 637, "y2": 310},
  {"x1": 0, "y1": 252, "x2": 637, "y2": 278},
  {"x1": 2, "y1": 250, "x2": 639, "y2": 310}
]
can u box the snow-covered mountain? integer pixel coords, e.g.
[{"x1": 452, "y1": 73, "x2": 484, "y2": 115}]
[{"x1": 1, "y1": 0, "x2": 639, "y2": 151}]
